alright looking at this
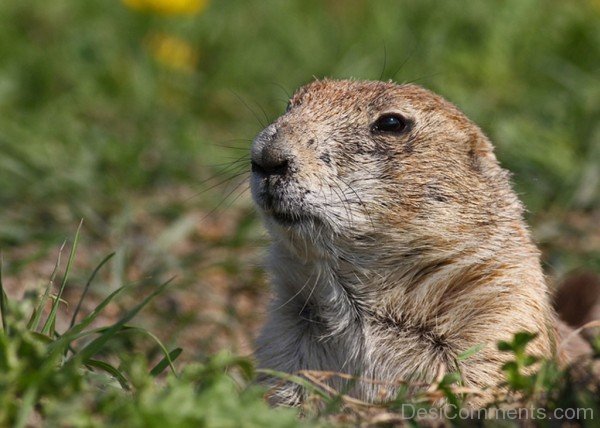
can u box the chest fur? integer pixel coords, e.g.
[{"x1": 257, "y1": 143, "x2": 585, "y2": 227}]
[{"x1": 256, "y1": 299, "x2": 456, "y2": 402}]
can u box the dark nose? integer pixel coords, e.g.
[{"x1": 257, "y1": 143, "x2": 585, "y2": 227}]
[
  {"x1": 251, "y1": 125, "x2": 291, "y2": 177},
  {"x1": 251, "y1": 153, "x2": 289, "y2": 177}
]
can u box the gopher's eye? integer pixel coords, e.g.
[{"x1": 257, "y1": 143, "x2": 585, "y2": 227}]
[
  {"x1": 285, "y1": 101, "x2": 292, "y2": 113},
  {"x1": 371, "y1": 114, "x2": 409, "y2": 134}
]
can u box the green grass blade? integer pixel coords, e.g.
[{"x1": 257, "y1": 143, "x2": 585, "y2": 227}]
[
  {"x1": 0, "y1": 253, "x2": 9, "y2": 334},
  {"x1": 256, "y1": 368, "x2": 331, "y2": 400},
  {"x1": 41, "y1": 220, "x2": 83, "y2": 336},
  {"x1": 69, "y1": 278, "x2": 174, "y2": 364},
  {"x1": 85, "y1": 358, "x2": 130, "y2": 390},
  {"x1": 14, "y1": 386, "x2": 37, "y2": 428},
  {"x1": 69, "y1": 252, "x2": 115, "y2": 329},
  {"x1": 27, "y1": 240, "x2": 66, "y2": 331},
  {"x1": 150, "y1": 347, "x2": 183, "y2": 377},
  {"x1": 54, "y1": 323, "x2": 181, "y2": 376},
  {"x1": 457, "y1": 343, "x2": 485, "y2": 361},
  {"x1": 50, "y1": 327, "x2": 116, "y2": 351},
  {"x1": 116, "y1": 326, "x2": 180, "y2": 375},
  {"x1": 30, "y1": 331, "x2": 55, "y2": 344},
  {"x1": 47, "y1": 285, "x2": 132, "y2": 355}
]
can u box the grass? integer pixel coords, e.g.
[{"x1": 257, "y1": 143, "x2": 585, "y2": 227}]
[
  {"x1": 0, "y1": 236, "x2": 303, "y2": 427},
  {"x1": 1, "y1": 251, "x2": 599, "y2": 426},
  {"x1": 0, "y1": 0, "x2": 598, "y2": 426}
]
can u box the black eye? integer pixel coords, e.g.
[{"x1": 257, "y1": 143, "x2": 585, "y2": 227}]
[
  {"x1": 285, "y1": 101, "x2": 292, "y2": 113},
  {"x1": 371, "y1": 114, "x2": 409, "y2": 134}
]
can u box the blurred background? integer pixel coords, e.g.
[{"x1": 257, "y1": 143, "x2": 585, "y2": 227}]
[{"x1": 0, "y1": 0, "x2": 598, "y2": 361}]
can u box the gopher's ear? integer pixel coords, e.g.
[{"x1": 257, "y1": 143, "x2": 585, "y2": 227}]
[
  {"x1": 554, "y1": 271, "x2": 600, "y2": 329},
  {"x1": 467, "y1": 134, "x2": 500, "y2": 174}
]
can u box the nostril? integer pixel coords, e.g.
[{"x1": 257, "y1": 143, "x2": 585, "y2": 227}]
[
  {"x1": 269, "y1": 159, "x2": 289, "y2": 175},
  {"x1": 251, "y1": 160, "x2": 265, "y2": 175},
  {"x1": 251, "y1": 159, "x2": 289, "y2": 176}
]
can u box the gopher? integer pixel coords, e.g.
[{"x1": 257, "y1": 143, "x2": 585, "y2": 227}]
[{"x1": 250, "y1": 79, "x2": 559, "y2": 406}]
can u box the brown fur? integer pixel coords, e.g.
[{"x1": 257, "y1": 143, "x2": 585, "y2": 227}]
[{"x1": 249, "y1": 79, "x2": 559, "y2": 406}]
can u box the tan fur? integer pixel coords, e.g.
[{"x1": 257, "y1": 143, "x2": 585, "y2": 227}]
[{"x1": 249, "y1": 79, "x2": 559, "y2": 406}]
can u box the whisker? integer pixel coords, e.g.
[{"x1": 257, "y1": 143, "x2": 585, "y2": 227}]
[
  {"x1": 184, "y1": 169, "x2": 249, "y2": 203},
  {"x1": 195, "y1": 173, "x2": 251, "y2": 222},
  {"x1": 253, "y1": 100, "x2": 272, "y2": 126},
  {"x1": 268, "y1": 81, "x2": 292, "y2": 100},
  {"x1": 299, "y1": 268, "x2": 322, "y2": 318},
  {"x1": 230, "y1": 90, "x2": 266, "y2": 128},
  {"x1": 221, "y1": 182, "x2": 251, "y2": 212},
  {"x1": 212, "y1": 137, "x2": 253, "y2": 149},
  {"x1": 194, "y1": 162, "x2": 248, "y2": 189},
  {"x1": 401, "y1": 71, "x2": 444, "y2": 87},
  {"x1": 338, "y1": 177, "x2": 376, "y2": 229},
  {"x1": 390, "y1": 39, "x2": 419, "y2": 82},
  {"x1": 200, "y1": 156, "x2": 250, "y2": 169},
  {"x1": 378, "y1": 41, "x2": 387, "y2": 82},
  {"x1": 272, "y1": 273, "x2": 314, "y2": 313},
  {"x1": 215, "y1": 146, "x2": 251, "y2": 151},
  {"x1": 330, "y1": 181, "x2": 355, "y2": 226}
]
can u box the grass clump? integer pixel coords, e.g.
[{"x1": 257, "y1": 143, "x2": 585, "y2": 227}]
[
  {"x1": 0, "y1": 235, "x2": 303, "y2": 428},
  {"x1": 1, "y1": 230, "x2": 599, "y2": 425}
]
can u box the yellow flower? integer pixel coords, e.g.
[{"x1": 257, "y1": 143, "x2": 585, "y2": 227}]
[
  {"x1": 123, "y1": 0, "x2": 209, "y2": 15},
  {"x1": 146, "y1": 33, "x2": 199, "y2": 73}
]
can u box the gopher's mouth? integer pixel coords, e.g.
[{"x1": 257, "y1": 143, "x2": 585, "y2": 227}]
[
  {"x1": 267, "y1": 209, "x2": 315, "y2": 226},
  {"x1": 251, "y1": 173, "x2": 315, "y2": 226}
]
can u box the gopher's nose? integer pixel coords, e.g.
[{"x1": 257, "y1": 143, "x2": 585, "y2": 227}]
[
  {"x1": 251, "y1": 125, "x2": 291, "y2": 177},
  {"x1": 251, "y1": 156, "x2": 289, "y2": 177}
]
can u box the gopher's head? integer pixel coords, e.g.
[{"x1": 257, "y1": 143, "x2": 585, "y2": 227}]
[{"x1": 250, "y1": 79, "x2": 521, "y2": 262}]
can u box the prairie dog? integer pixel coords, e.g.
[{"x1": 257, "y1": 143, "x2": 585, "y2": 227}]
[{"x1": 250, "y1": 79, "x2": 558, "y2": 405}]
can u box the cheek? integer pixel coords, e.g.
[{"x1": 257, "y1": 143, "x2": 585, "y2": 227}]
[
  {"x1": 331, "y1": 137, "x2": 400, "y2": 179},
  {"x1": 334, "y1": 150, "x2": 395, "y2": 194}
]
